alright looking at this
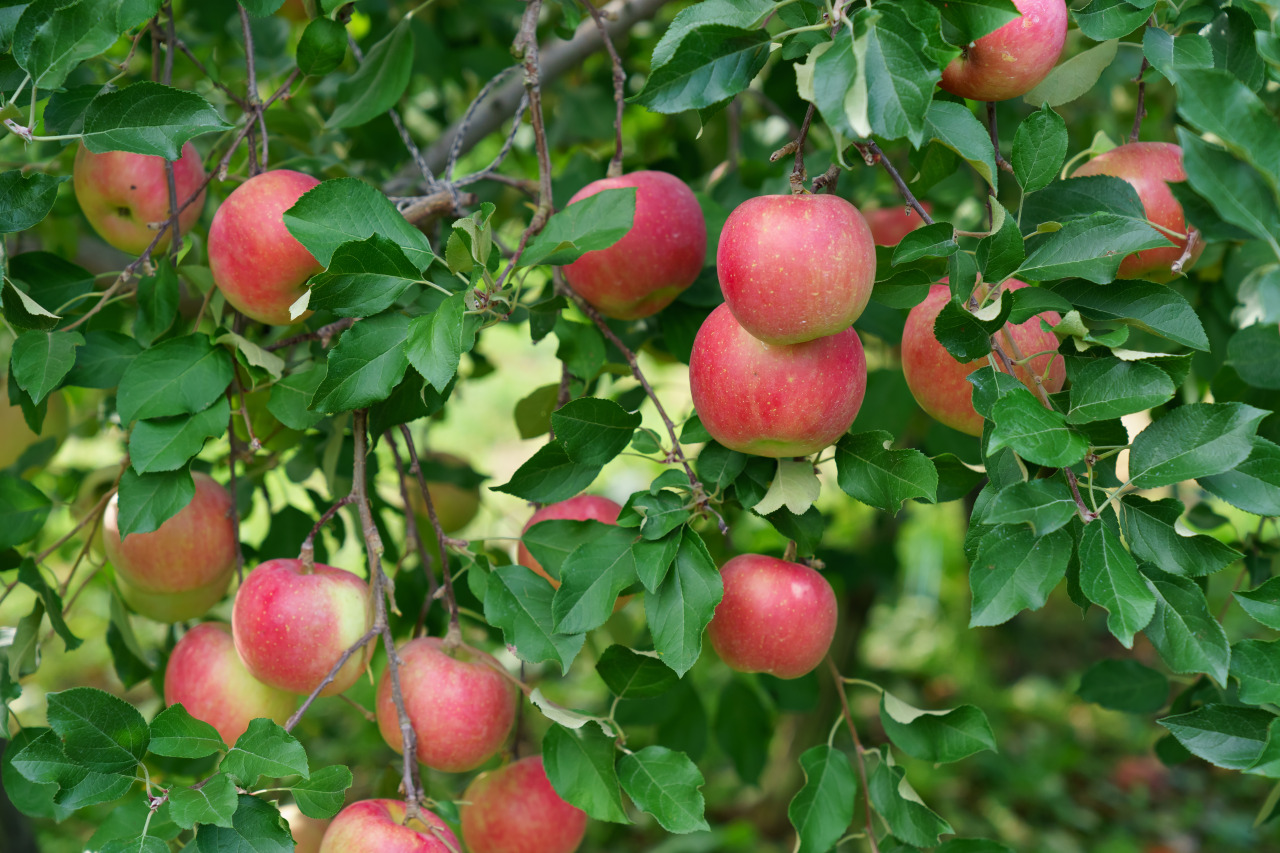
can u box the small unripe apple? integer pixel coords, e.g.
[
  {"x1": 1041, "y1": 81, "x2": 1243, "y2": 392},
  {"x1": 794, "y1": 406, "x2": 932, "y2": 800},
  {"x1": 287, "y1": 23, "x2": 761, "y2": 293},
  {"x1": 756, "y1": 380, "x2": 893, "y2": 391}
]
[
  {"x1": 515, "y1": 494, "x2": 622, "y2": 587},
  {"x1": 717, "y1": 194, "x2": 875, "y2": 344},
  {"x1": 865, "y1": 202, "x2": 932, "y2": 247},
  {"x1": 375, "y1": 637, "x2": 517, "y2": 773},
  {"x1": 407, "y1": 452, "x2": 482, "y2": 544},
  {"x1": 0, "y1": 387, "x2": 68, "y2": 471},
  {"x1": 707, "y1": 554, "x2": 838, "y2": 679},
  {"x1": 900, "y1": 281, "x2": 1065, "y2": 437},
  {"x1": 280, "y1": 804, "x2": 329, "y2": 853},
  {"x1": 163, "y1": 622, "x2": 297, "y2": 746},
  {"x1": 938, "y1": 0, "x2": 1068, "y2": 102},
  {"x1": 318, "y1": 800, "x2": 460, "y2": 853},
  {"x1": 207, "y1": 169, "x2": 322, "y2": 325},
  {"x1": 232, "y1": 558, "x2": 374, "y2": 697},
  {"x1": 1071, "y1": 142, "x2": 1201, "y2": 281},
  {"x1": 461, "y1": 756, "x2": 588, "y2": 853},
  {"x1": 73, "y1": 142, "x2": 207, "y2": 255},
  {"x1": 562, "y1": 171, "x2": 707, "y2": 320},
  {"x1": 689, "y1": 303, "x2": 867, "y2": 457},
  {"x1": 103, "y1": 471, "x2": 237, "y2": 622}
]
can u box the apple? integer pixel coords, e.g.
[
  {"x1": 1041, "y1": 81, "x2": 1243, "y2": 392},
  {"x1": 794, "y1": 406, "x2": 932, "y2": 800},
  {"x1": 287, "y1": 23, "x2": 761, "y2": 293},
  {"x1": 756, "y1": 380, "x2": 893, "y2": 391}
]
[
  {"x1": 865, "y1": 202, "x2": 932, "y2": 247},
  {"x1": 281, "y1": 804, "x2": 329, "y2": 853},
  {"x1": 163, "y1": 622, "x2": 297, "y2": 746},
  {"x1": 562, "y1": 171, "x2": 707, "y2": 320},
  {"x1": 232, "y1": 558, "x2": 373, "y2": 697},
  {"x1": 938, "y1": 0, "x2": 1068, "y2": 102},
  {"x1": 407, "y1": 452, "x2": 482, "y2": 547},
  {"x1": 515, "y1": 494, "x2": 622, "y2": 587},
  {"x1": 901, "y1": 281, "x2": 1065, "y2": 437},
  {"x1": 716, "y1": 194, "x2": 875, "y2": 344},
  {"x1": 0, "y1": 387, "x2": 68, "y2": 471},
  {"x1": 688, "y1": 303, "x2": 867, "y2": 457},
  {"x1": 1071, "y1": 142, "x2": 1202, "y2": 281},
  {"x1": 207, "y1": 169, "x2": 322, "y2": 325},
  {"x1": 375, "y1": 637, "x2": 517, "y2": 773},
  {"x1": 73, "y1": 142, "x2": 207, "y2": 255},
  {"x1": 103, "y1": 471, "x2": 237, "y2": 622},
  {"x1": 460, "y1": 756, "x2": 587, "y2": 853},
  {"x1": 319, "y1": 800, "x2": 460, "y2": 853},
  {"x1": 707, "y1": 554, "x2": 837, "y2": 679}
]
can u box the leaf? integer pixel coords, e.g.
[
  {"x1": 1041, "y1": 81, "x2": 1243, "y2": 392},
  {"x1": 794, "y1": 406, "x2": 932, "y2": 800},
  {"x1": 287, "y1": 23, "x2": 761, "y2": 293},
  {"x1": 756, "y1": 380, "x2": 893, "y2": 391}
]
[
  {"x1": 147, "y1": 704, "x2": 225, "y2": 759},
  {"x1": 493, "y1": 441, "x2": 603, "y2": 504},
  {"x1": 0, "y1": 479, "x2": 53, "y2": 550},
  {"x1": 1021, "y1": 38, "x2": 1118, "y2": 107},
  {"x1": 542, "y1": 724, "x2": 630, "y2": 824},
  {"x1": 311, "y1": 312, "x2": 411, "y2": 413},
  {"x1": 924, "y1": 100, "x2": 997, "y2": 191},
  {"x1": 1018, "y1": 212, "x2": 1171, "y2": 283},
  {"x1": 978, "y1": 202, "x2": 1026, "y2": 285},
  {"x1": 1020, "y1": 175, "x2": 1147, "y2": 230},
  {"x1": 800, "y1": 34, "x2": 866, "y2": 138},
  {"x1": 550, "y1": 397, "x2": 642, "y2": 467},
  {"x1": 1172, "y1": 68, "x2": 1280, "y2": 195},
  {"x1": 307, "y1": 235, "x2": 425, "y2": 319},
  {"x1": 1199, "y1": 437, "x2": 1280, "y2": 517},
  {"x1": 116, "y1": 334, "x2": 235, "y2": 425},
  {"x1": 969, "y1": 525, "x2": 1072, "y2": 627},
  {"x1": 1177, "y1": 129, "x2": 1280, "y2": 250},
  {"x1": 861, "y1": 11, "x2": 938, "y2": 146},
  {"x1": 1128, "y1": 403, "x2": 1266, "y2": 489},
  {"x1": 987, "y1": 389, "x2": 1088, "y2": 468},
  {"x1": 284, "y1": 178, "x2": 434, "y2": 270},
  {"x1": 80, "y1": 83, "x2": 233, "y2": 158},
  {"x1": 867, "y1": 758, "x2": 953, "y2": 848},
  {"x1": 327, "y1": 18, "x2": 414, "y2": 128},
  {"x1": 835, "y1": 430, "x2": 938, "y2": 514},
  {"x1": 1078, "y1": 521, "x2": 1155, "y2": 649},
  {"x1": 485, "y1": 567, "x2": 585, "y2": 673},
  {"x1": 297, "y1": 17, "x2": 347, "y2": 76},
  {"x1": 17, "y1": 558, "x2": 80, "y2": 651},
  {"x1": 1230, "y1": 640, "x2": 1280, "y2": 706},
  {"x1": 646, "y1": 527, "x2": 723, "y2": 676},
  {"x1": 553, "y1": 526, "x2": 638, "y2": 635},
  {"x1": 519, "y1": 188, "x2": 638, "y2": 267},
  {"x1": 649, "y1": 0, "x2": 773, "y2": 67},
  {"x1": 1073, "y1": 0, "x2": 1147, "y2": 40},
  {"x1": 1011, "y1": 106, "x2": 1068, "y2": 194},
  {"x1": 753, "y1": 458, "x2": 821, "y2": 516},
  {"x1": 935, "y1": 0, "x2": 1021, "y2": 43},
  {"x1": 983, "y1": 479, "x2": 1076, "y2": 536},
  {"x1": 1142, "y1": 27, "x2": 1213, "y2": 79},
  {"x1": 520, "y1": 519, "x2": 617, "y2": 582},
  {"x1": 632, "y1": 528, "x2": 681, "y2": 592},
  {"x1": 193, "y1": 795, "x2": 294, "y2": 853},
  {"x1": 1228, "y1": 323, "x2": 1280, "y2": 390},
  {"x1": 788, "y1": 745, "x2": 857, "y2": 853},
  {"x1": 221, "y1": 719, "x2": 309, "y2": 784},
  {"x1": 129, "y1": 396, "x2": 230, "y2": 475},
  {"x1": 695, "y1": 441, "x2": 748, "y2": 491},
  {"x1": 880, "y1": 691, "x2": 997, "y2": 763},
  {"x1": 1159, "y1": 704, "x2": 1273, "y2": 771},
  {"x1": 46, "y1": 687, "x2": 149, "y2": 774},
  {"x1": 618, "y1": 746, "x2": 710, "y2": 834},
  {"x1": 1235, "y1": 577, "x2": 1280, "y2": 631},
  {"x1": 892, "y1": 223, "x2": 957, "y2": 265},
  {"x1": 1076, "y1": 659, "x2": 1169, "y2": 713},
  {"x1": 291, "y1": 764, "x2": 354, "y2": 820},
  {"x1": 595, "y1": 645, "x2": 678, "y2": 699},
  {"x1": 64, "y1": 330, "x2": 142, "y2": 389},
  {"x1": 169, "y1": 774, "x2": 238, "y2": 829},
  {"x1": 1050, "y1": 278, "x2": 1208, "y2": 351},
  {"x1": 405, "y1": 292, "x2": 482, "y2": 394},
  {"x1": 1065, "y1": 357, "x2": 1175, "y2": 424},
  {"x1": 114, "y1": 466, "x2": 194, "y2": 538},
  {"x1": 0, "y1": 171, "x2": 65, "y2": 233},
  {"x1": 631, "y1": 25, "x2": 770, "y2": 114},
  {"x1": 267, "y1": 364, "x2": 326, "y2": 431},
  {"x1": 13, "y1": 0, "x2": 132, "y2": 89},
  {"x1": 714, "y1": 678, "x2": 772, "y2": 784},
  {"x1": 1142, "y1": 569, "x2": 1231, "y2": 685},
  {"x1": 1119, "y1": 496, "x2": 1242, "y2": 578}
]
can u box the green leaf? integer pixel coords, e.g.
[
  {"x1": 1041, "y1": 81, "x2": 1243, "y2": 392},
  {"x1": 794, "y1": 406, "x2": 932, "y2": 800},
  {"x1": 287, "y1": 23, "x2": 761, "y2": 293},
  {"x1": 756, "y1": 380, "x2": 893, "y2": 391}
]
[
  {"x1": 646, "y1": 527, "x2": 723, "y2": 676},
  {"x1": 1018, "y1": 212, "x2": 1171, "y2": 283},
  {"x1": 1020, "y1": 175, "x2": 1146, "y2": 230},
  {"x1": 1119, "y1": 496, "x2": 1242, "y2": 578},
  {"x1": 147, "y1": 704, "x2": 225, "y2": 759},
  {"x1": 46, "y1": 687, "x2": 149, "y2": 774},
  {"x1": 860, "y1": 11, "x2": 938, "y2": 146},
  {"x1": 1230, "y1": 640, "x2": 1280, "y2": 706},
  {"x1": 788, "y1": 745, "x2": 857, "y2": 853},
  {"x1": 327, "y1": 18, "x2": 414, "y2": 128},
  {"x1": 297, "y1": 16, "x2": 347, "y2": 76},
  {"x1": 1159, "y1": 704, "x2": 1272, "y2": 771},
  {"x1": 619, "y1": 490, "x2": 690, "y2": 542},
  {"x1": 1128, "y1": 403, "x2": 1266, "y2": 489},
  {"x1": 114, "y1": 466, "x2": 193, "y2": 538},
  {"x1": 16, "y1": 558, "x2": 80, "y2": 651},
  {"x1": 542, "y1": 724, "x2": 630, "y2": 824},
  {"x1": 596, "y1": 645, "x2": 678, "y2": 699},
  {"x1": 193, "y1": 795, "x2": 294, "y2": 853},
  {"x1": 134, "y1": 259, "x2": 180, "y2": 347},
  {"x1": 1050, "y1": 278, "x2": 1208, "y2": 351},
  {"x1": 1078, "y1": 522, "x2": 1155, "y2": 648},
  {"x1": 10, "y1": 728, "x2": 84, "y2": 787},
  {"x1": 291, "y1": 764, "x2": 354, "y2": 820},
  {"x1": 1011, "y1": 107, "x2": 1068, "y2": 194},
  {"x1": 835, "y1": 430, "x2": 938, "y2": 513},
  {"x1": 1021, "y1": 38, "x2": 1118, "y2": 107},
  {"x1": 169, "y1": 774, "x2": 238, "y2": 829},
  {"x1": 978, "y1": 202, "x2": 1026, "y2": 285},
  {"x1": 239, "y1": 0, "x2": 286, "y2": 14},
  {"x1": 1142, "y1": 569, "x2": 1230, "y2": 684},
  {"x1": 1172, "y1": 68, "x2": 1280, "y2": 195},
  {"x1": 1073, "y1": 0, "x2": 1146, "y2": 40},
  {"x1": 307, "y1": 235, "x2": 425, "y2": 319},
  {"x1": 0, "y1": 479, "x2": 53, "y2": 550},
  {"x1": 494, "y1": 441, "x2": 603, "y2": 504},
  {"x1": 1199, "y1": 437, "x2": 1280, "y2": 517},
  {"x1": 983, "y1": 479, "x2": 1076, "y2": 536},
  {"x1": 221, "y1": 718, "x2": 309, "y2": 784},
  {"x1": 923, "y1": 100, "x2": 997, "y2": 191},
  {"x1": 0, "y1": 170, "x2": 65, "y2": 233},
  {"x1": 935, "y1": 841, "x2": 1015, "y2": 853},
  {"x1": 3, "y1": 728, "x2": 73, "y2": 822},
  {"x1": 1065, "y1": 357, "x2": 1175, "y2": 424},
  {"x1": 311, "y1": 312, "x2": 411, "y2": 413},
  {"x1": 753, "y1": 458, "x2": 821, "y2": 516},
  {"x1": 714, "y1": 678, "x2": 772, "y2": 784},
  {"x1": 799, "y1": 33, "x2": 865, "y2": 138},
  {"x1": 632, "y1": 25, "x2": 770, "y2": 114},
  {"x1": 1228, "y1": 323, "x2": 1280, "y2": 391},
  {"x1": 553, "y1": 525, "x2": 638, "y2": 635},
  {"x1": 550, "y1": 397, "x2": 642, "y2": 467},
  {"x1": 405, "y1": 292, "x2": 481, "y2": 394},
  {"x1": 1235, "y1": 577, "x2": 1280, "y2": 630},
  {"x1": 65, "y1": 330, "x2": 142, "y2": 389},
  {"x1": 116, "y1": 334, "x2": 235, "y2": 425},
  {"x1": 1142, "y1": 27, "x2": 1213, "y2": 78},
  {"x1": 81, "y1": 83, "x2": 233, "y2": 158},
  {"x1": 880, "y1": 691, "x2": 997, "y2": 763},
  {"x1": 892, "y1": 223, "x2": 957, "y2": 265},
  {"x1": 969, "y1": 525, "x2": 1072, "y2": 627},
  {"x1": 520, "y1": 518, "x2": 616, "y2": 582},
  {"x1": 267, "y1": 364, "x2": 326, "y2": 431},
  {"x1": 485, "y1": 566, "x2": 585, "y2": 673},
  {"x1": 519, "y1": 188, "x2": 637, "y2": 267},
  {"x1": 284, "y1": 178, "x2": 434, "y2": 270},
  {"x1": 934, "y1": 0, "x2": 1020, "y2": 43},
  {"x1": 129, "y1": 396, "x2": 230, "y2": 475},
  {"x1": 695, "y1": 441, "x2": 748, "y2": 491},
  {"x1": 867, "y1": 757, "x2": 953, "y2": 848},
  {"x1": 1076, "y1": 659, "x2": 1169, "y2": 713},
  {"x1": 1177, "y1": 129, "x2": 1280, "y2": 250},
  {"x1": 649, "y1": 0, "x2": 773, "y2": 67},
  {"x1": 13, "y1": 0, "x2": 134, "y2": 89},
  {"x1": 554, "y1": 316, "x2": 606, "y2": 381},
  {"x1": 1203, "y1": 9, "x2": 1265, "y2": 92},
  {"x1": 987, "y1": 389, "x2": 1087, "y2": 468},
  {"x1": 618, "y1": 746, "x2": 710, "y2": 834},
  {"x1": 632, "y1": 528, "x2": 681, "y2": 592}
]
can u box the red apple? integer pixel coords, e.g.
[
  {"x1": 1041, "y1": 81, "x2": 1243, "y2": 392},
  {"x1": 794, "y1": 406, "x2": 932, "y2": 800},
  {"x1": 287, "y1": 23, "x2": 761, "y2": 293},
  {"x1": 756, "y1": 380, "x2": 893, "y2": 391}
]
[
  {"x1": 689, "y1": 303, "x2": 867, "y2": 457},
  {"x1": 707, "y1": 554, "x2": 838, "y2": 679},
  {"x1": 939, "y1": 0, "x2": 1068, "y2": 102},
  {"x1": 103, "y1": 471, "x2": 237, "y2": 622},
  {"x1": 163, "y1": 623, "x2": 297, "y2": 745},
  {"x1": 207, "y1": 169, "x2": 322, "y2": 325},
  {"x1": 232, "y1": 558, "x2": 373, "y2": 697},
  {"x1": 318, "y1": 800, "x2": 460, "y2": 853},
  {"x1": 901, "y1": 281, "x2": 1065, "y2": 437},
  {"x1": 73, "y1": 142, "x2": 207, "y2": 255},
  {"x1": 460, "y1": 756, "x2": 587, "y2": 853},
  {"x1": 1071, "y1": 142, "x2": 1201, "y2": 281},
  {"x1": 865, "y1": 202, "x2": 933, "y2": 247},
  {"x1": 515, "y1": 494, "x2": 622, "y2": 587},
  {"x1": 717, "y1": 194, "x2": 875, "y2": 344},
  {"x1": 375, "y1": 637, "x2": 517, "y2": 773},
  {"x1": 562, "y1": 171, "x2": 706, "y2": 320},
  {"x1": 281, "y1": 804, "x2": 329, "y2": 853}
]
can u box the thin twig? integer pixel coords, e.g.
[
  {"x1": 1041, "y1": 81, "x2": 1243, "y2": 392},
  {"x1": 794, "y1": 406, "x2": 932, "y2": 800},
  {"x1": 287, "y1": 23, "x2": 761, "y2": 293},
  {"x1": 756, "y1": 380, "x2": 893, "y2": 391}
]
[
  {"x1": 827, "y1": 658, "x2": 880, "y2": 853},
  {"x1": 284, "y1": 626, "x2": 379, "y2": 732},
  {"x1": 264, "y1": 317, "x2": 355, "y2": 351},
  {"x1": 387, "y1": 433, "x2": 439, "y2": 639},
  {"x1": 1171, "y1": 227, "x2": 1200, "y2": 274},
  {"x1": 225, "y1": 390, "x2": 245, "y2": 584},
  {"x1": 398, "y1": 425, "x2": 462, "y2": 647},
  {"x1": 985, "y1": 101, "x2": 1015, "y2": 175},
  {"x1": 854, "y1": 141, "x2": 933, "y2": 225},
  {"x1": 583, "y1": 0, "x2": 627, "y2": 177},
  {"x1": 790, "y1": 103, "x2": 815, "y2": 193},
  {"x1": 299, "y1": 495, "x2": 357, "y2": 570},
  {"x1": 515, "y1": 0, "x2": 555, "y2": 231}
]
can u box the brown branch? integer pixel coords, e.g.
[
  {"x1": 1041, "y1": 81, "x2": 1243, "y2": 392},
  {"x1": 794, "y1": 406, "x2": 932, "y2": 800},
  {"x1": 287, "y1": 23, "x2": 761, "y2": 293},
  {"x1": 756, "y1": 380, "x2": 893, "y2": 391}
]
[
  {"x1": 583, "y1": 0, "x2": 627, "y2": 177},
  {"x1": 515, "y1": 0, "x2": 555, "y2": 231},
  {"x1": 171, "y1": 37, "x2": 249, "y2": 109},
  {"x1": 264, "y1": 317, "x2": 355, "y2": 351},
  {"x1": 790, "y1": 103, "x2": 815, "y2": 193},
  {"x1": 985, "y1": 101, "x2": 1015, "y2": 176},
  {"x1": 812, "y1": 163, "x2": 840, "y2": 194},
  {"x1": 854, "y1": 141, "x2": 934, "y2": 225},
  {"x1": 299, "y1": 494, "x2": 357, "y2": 570},
  {"x1": 827, "y1": 658, "x2": 880, "y2": 853},
  {"x1": 396, "y1": 188, "x2": 475, "y2": 227},
  {"x1": 1130, "y1": 17, "x2": 1155, "y2": 145},
  {"x1": 386, "y1": 433, "x2": 439, "y2": 640},
  {"x1": 444, "y1": 66, "x2": 522, "y2": 182},
  {"x1": 225, "y1": 391, "x2": 246, "y2": 584},
  {"x1": 284, "y1": 625, "x2": 379, "y2": 732},
  {"x1": 397, "y1": 425, "x2": 462, "y2": 647}
]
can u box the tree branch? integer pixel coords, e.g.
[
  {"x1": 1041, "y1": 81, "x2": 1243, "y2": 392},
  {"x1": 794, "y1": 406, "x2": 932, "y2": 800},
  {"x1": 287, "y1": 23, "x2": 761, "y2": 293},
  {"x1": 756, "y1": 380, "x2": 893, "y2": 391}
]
[
  {"x1": 583, "y1": 0, "x2": 627, "y2": 178},
  {"x1": 827, "y1": 657, "x2": 880, "y2": 853},
  {"x1": 985, "y1": 101, "x2": 1015, "y2": 175},
  {"x1": 387, "y1": 433, "x2": 440, "y2": 639},
  {"x1": 397, "y1": 425, "x2": 462, "y2": 647}
]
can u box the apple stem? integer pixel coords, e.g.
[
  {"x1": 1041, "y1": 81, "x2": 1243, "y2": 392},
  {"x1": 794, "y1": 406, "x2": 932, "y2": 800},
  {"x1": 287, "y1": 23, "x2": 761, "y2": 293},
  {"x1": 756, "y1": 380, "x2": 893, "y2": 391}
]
[
  {"x1": 790, "y1": 104, "x2": 816, "y2": 194},
  {"x1": 397, "y1": 424, "x2": 464, "y2": 648},
  {"x1": 582, "y1": 0, "x2": 628, "y2": 178},
  {"x1": 298, "y1": 494, "x2": 358, "y2": 572},
  {"x1": 1171, "y1": 228, "x2": 1200, "y2": 275},
  {"x1": 984, "y1": 101, "x2": 1016, "y2": 176},
  {"x1": 827, "y1": 657, "x2": 882, "y2": 853},
  {"x1": 783, "y1": 540, "x2": 798, "y2": 562},
  {"x1": 385, "y1": 432, "x2": 442, "y2": 639}
]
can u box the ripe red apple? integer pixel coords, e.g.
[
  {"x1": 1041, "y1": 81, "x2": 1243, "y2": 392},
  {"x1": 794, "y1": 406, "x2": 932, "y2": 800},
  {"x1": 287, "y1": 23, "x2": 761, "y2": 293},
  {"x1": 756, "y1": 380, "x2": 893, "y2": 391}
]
[
  {"x1": 73, "y1": 142, "x2": 207, "y2": 255},
  {"x1": 1071, "y1": 142, "x2": 1201, "y2": 281},
  {"x1": 0, "y1": 386, "x2": 67, "y2": 470},
  {"x1": 232, "y1": 558, "x2": 373, "y2": 697},
  {"x1": 716, "y1": 194, "x2": 875, "y2": 344},
  {"x1": 865, "y1": 202, "x2": 932, "y2": 247},
  {"x1": 938, "y1": 0, "x2": 1068, "y2": 102},
  {"x1": 707, "y1": 554, "x2": 838, "y2": 679},
  {"x1": 515, "y1": 494, "x2": 622, "y2": 587},
  {"x1": 689, "y1": 303, "x2": 867, "y2": 457},
  {"x1": 562, "y1": 171, "x2": 707, "y2": 320},
  {"x1": 460, "y1": 756, "x2": 587, "y2": 853},
  {"x1": 163, "y1": 623, "x2": 297, "y2": 745},
  {"x1": 375, "y1": 637, "x2": 517, "y2": 773},
  {"x1": 207, "y1": 169, "x2": 322, "y2": 325},
  {"x1": 281, "y1": 804, "x2": 329, "y2": 853},
  {"x1": 318, "y1": 800, "x2": 460, "y2": 853},
  {"x1": 900, "y1": 281, "x2": 1065, "y2": 437},
  {"x1": 103, "y1": 471, "x2": 237, "y2": 622}
]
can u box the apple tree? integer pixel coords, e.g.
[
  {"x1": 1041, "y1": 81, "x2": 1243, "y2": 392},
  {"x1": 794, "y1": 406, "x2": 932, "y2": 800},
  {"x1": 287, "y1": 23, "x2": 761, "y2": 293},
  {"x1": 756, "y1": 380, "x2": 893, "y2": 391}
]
[{"x1": 1, "y1": 0, "x2": 1279, "y2": 851}]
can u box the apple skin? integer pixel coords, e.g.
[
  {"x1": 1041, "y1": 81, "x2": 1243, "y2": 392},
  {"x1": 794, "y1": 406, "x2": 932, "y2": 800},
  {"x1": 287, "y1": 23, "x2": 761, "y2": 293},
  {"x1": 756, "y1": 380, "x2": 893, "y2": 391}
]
[
  {"x1": 73, "y1": 142, "x2": 207, "y2": 255},
  {"x1": 1071, "y1": 142, "x2": 1202, "y2": 281},
  {"x1": 562, "y1": 171, "x2": 707, "y2": 320},
  {"x1": 515, "y1": 494, "x2": 622, "y2": 587},
  {"x1": 0, "y1": 388, "x2": 68, "y2": 471},
  {"x1": 163, "y1": 623, "x2": 297, "y2": 746},
  {"x1": 232, "y1": 558, "x2": 373, "y2": 697},
  {"x1": 460, "y1": 756, "x2": 588, "y2": 853},
  {"x1": 207, "y1": 169, "x2": 322, "y2": 325},
  {"x1": 717, "y1": 194, "x2": 875, "y2": 344},
  {"x1": 707, "y1": 554, "x2": 838, "y2": 679},
  {"x1": 938, "y1": 0, "x2": 1068, "y2": 102},
  {"x1": 103, "y1": 471, "x2": 237, "y2": 622},
  {"x1": 689, "y1": 303, "x2": 867, "y2": 457},
  {"x1": 280, "y1": 804, "x2": 329, "y2": 853},
  {"x1": 318, "y1": 800, "x2": 460, "y2": 853},
  {"x1": 375, "y1": 637, "x2": 517, "y2": 773},
  {"x1": 901, "y1": 282, "x2": 1065, "y2": 437},
  {"x1": 865, "y1": 202, "x2": 932, "y2": 247}
]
